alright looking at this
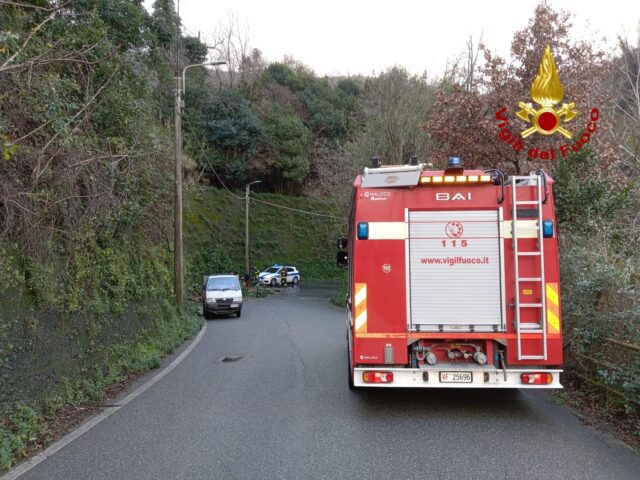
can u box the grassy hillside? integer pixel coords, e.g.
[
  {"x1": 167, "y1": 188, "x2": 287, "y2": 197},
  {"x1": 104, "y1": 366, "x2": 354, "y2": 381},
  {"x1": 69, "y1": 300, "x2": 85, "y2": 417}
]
[{"x1": 184, "y1": 186, "x2": 347, "y2": 291}]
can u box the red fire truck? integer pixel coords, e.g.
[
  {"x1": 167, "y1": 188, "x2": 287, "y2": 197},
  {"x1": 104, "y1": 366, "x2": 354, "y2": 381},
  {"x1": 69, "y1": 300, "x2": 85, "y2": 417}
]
[{"x1": 337, "y1": 157, "x2": 562, "y2": 388}]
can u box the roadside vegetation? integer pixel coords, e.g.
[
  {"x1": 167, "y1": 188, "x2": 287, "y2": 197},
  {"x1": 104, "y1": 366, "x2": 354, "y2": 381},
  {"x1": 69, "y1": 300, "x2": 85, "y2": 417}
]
[
  {"x1": 184, "y1": 186, "x2": 344, "y2": 293},
  {"x1": 0, "y1": 0, "x2": 205, "y2": 469},
  {"x1": 425, "y1": 5, "x2": 640, "y2": 439},
  {"x1": 0, "y1": 0, "x2": 638, "y2": 468},
  {"x1": 0, "y1": 306, "x2": 201, "y2": 469},
  {"x1": 552, "y1": 148, "x2": 639, "y2": 440}
]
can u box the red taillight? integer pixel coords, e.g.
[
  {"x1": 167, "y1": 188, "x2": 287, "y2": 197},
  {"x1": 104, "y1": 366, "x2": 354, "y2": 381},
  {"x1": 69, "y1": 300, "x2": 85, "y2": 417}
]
[
  {"x1": 362, "y1": 371, "x2": 394, "y2": 384},
  {"x1": 521, "y1": 373, "x2": 553, "y2": 385}
]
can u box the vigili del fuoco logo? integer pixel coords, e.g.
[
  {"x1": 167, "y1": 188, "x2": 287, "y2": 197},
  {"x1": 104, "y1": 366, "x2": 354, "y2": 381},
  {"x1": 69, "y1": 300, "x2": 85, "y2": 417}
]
[{"x1": 495, "y1": 45, "x2": 600, "y2": 160}]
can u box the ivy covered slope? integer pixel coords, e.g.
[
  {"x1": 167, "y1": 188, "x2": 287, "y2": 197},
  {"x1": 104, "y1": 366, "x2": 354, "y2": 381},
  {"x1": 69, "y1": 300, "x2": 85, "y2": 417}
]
[
  {"x1": 0, "y1": 0, "x2": 203, "y2": 469},
  {"x1": 184, "y1": 186, "x2": 346, "y2": 291}
]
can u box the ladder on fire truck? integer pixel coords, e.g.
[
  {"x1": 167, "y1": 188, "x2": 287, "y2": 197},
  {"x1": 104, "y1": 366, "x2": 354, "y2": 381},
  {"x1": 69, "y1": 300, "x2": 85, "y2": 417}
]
[{"x1": 511, "y1": 174, "x2": 547, "y2": 361}]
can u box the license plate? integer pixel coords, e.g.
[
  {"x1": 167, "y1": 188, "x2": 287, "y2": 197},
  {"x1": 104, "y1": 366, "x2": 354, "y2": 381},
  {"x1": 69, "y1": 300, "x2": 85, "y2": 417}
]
[
  {"x1": 439, "y1": 372, "x2": 473, "y2": 383},
  {"x1": 231, "y1": 303, "x2": 238, "y2": 308}
]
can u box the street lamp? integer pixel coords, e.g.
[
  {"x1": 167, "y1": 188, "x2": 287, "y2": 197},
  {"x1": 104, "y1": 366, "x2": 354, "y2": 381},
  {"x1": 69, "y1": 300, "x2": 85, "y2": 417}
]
[
  {"x1": 174, "y1": 61, "x2": 226, "y2": 309},
  {"x1": 245, "y1": 180, "x2": 261, "y2": 276},
  {"x1": 182, "y1": 61, "x2": 225, "y2": 95}
]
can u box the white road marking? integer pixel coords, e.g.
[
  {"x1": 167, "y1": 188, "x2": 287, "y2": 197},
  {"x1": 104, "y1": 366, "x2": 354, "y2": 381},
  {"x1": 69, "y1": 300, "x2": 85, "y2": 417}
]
[{"x1": 1, "y1": 322, "x2": 208, "y2": 480}]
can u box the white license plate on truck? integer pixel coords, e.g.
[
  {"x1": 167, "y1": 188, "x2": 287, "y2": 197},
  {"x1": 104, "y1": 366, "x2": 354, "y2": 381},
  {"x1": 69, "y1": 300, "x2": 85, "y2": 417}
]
[{"x1": 439, "y1": 372, "x2": 473, "y2": 383}]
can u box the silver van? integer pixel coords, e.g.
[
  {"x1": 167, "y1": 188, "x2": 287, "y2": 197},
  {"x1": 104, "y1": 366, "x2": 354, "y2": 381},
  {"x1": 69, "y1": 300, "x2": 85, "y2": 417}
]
[{"x1": 203, "y1": 275, "x2": 243, "y2": 318}]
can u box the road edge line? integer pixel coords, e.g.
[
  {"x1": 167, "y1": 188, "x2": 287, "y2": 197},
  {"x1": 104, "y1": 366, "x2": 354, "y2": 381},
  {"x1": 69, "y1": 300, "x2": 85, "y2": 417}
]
[{"x1": 1, "y1": 321, "x2": 208, "y2": 480}]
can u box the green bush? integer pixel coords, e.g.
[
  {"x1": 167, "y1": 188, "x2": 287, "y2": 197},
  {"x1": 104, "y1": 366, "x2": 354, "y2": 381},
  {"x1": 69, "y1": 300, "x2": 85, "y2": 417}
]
[
  {"x1": 330, "y1": 286, "x2": 348, "y2": 308},
  {"x1": 552, "y1": 147, "x2": 639, "y2": 420},
  {"x1": 0, "y1": 403, "x2": 45, "y2": 470},
  {"x1": 0, "y1": 427, "x2": 12, "y2": 470}
]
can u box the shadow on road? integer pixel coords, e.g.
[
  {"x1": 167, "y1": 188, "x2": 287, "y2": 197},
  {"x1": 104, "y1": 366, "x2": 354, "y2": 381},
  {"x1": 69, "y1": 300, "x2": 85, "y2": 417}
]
[{"x1": 350, "y1": 387, "x2": 540, "y2": 422}]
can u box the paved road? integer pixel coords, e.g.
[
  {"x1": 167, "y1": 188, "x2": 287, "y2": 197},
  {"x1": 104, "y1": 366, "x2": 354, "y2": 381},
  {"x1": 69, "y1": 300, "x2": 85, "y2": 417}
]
[{"x1": 18, "y1": 287, "x2": 640, "y2": 479}]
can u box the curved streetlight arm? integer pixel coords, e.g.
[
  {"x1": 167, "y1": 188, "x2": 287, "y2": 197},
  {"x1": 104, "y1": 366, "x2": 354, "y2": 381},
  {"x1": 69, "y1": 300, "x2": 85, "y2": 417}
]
[{"x1": 182, "y1": 61, "x2": 226, "y2": 94}]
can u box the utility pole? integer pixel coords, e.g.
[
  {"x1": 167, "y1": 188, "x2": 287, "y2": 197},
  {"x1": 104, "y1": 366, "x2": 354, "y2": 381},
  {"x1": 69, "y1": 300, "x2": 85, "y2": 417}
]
[
  {"x1": 174, "y1": 61, "x2": 226, "y2": 310},
  {"x1": 174, "y1": 75, "x2": 184, "y2": 309},
  {"x1": 174, "y1": 0, "x2": 183, "y2": 310},
  {"x1": 245, "y1": 180, "x2": 261, "y2": 274}
]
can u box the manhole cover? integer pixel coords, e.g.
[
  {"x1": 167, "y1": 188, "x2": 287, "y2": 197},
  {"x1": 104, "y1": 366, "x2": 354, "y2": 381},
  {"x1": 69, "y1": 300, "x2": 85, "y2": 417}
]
[{"x1": 214, "y1": 355, "x2": 249, "y2": 364}]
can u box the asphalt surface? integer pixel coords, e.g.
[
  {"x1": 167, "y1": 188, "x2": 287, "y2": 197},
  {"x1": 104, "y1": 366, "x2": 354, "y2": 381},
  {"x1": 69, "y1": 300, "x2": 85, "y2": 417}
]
[{"x1": 17, "y1": 285, "x2": 640, "y2": 480}]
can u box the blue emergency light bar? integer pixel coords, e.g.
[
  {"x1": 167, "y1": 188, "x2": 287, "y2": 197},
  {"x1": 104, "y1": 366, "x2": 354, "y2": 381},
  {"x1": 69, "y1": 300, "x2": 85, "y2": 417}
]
[
  {"x1": 357, "y1": 222, "x2": 369, "y2": 240},
  {"x1": 447, "y1": 156, "x2": 462, "y2": 168}
]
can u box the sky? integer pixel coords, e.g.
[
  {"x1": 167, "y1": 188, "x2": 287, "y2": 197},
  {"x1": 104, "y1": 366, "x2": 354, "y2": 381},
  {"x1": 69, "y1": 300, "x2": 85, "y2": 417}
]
[{"x1": 145, "y1": 0, "x2": 640, "y2": 78}]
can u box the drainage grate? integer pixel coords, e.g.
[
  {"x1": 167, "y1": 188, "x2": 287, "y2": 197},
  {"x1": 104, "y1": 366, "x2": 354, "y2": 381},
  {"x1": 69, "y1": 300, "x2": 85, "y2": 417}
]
[{"x1": 214, "y1": 355, "x2": 249, "y2": 364}]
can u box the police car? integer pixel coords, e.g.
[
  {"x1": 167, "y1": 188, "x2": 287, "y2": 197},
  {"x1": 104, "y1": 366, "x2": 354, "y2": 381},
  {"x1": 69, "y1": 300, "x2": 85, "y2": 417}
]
[{"x1": 258, "y1": 265, "x2": 301, "y2": 286}]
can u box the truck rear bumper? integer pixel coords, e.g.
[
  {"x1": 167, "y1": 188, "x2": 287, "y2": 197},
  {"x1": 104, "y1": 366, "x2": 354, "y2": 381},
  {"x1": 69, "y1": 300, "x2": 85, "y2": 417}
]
[{"x1": 353, "y1": 366, "x2": 563, "y2": 388}]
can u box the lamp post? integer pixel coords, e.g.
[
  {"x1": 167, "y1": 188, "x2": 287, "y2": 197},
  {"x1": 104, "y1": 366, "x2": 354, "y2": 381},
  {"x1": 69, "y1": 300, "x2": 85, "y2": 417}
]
[
  {"x1": 245, "y1": 180, "x2": 261, "y2": 275},
  {"x1": 174, "y1": 61, "x2": 226, "y2": 309}
]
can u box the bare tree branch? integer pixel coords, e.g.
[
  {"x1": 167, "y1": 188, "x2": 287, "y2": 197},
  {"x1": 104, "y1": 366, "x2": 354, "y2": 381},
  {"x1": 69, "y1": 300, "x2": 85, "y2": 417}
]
[
  {"x1": 464, "y1": 31, "x2": 484, "y2": 93},
  {"x1": 0, "y1": 0, "x2": 51, "y2": 10},
  {"x1": 1, "y1": 9, "x2": 58, "y2": 72},
  {"x1": 208, "y1": 12, "x2": 250, "y2": 88},
  {"x1": 3, "y1": 55, "x2": 104, "y2": 72}
]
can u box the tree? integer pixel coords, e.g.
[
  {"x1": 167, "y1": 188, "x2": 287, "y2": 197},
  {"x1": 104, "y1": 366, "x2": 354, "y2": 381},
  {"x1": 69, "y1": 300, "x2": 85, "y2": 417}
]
[
  {"x1": 261, "y1": 105, "x2": 309, "y2": 189},
  {"x1": 208, "y1": 89, "x2": 261, "y2": 153},
  {"x1": 266, "y1": 63, "x2": 306, "y2": 91},
  {"x1": 151, "y1": 0, "x2": 179, "y2": 49},
  {"x1": 182, "y1": 35, "x2": 207, "y2": 64},
  {"x1": 612, "y1": 35, "x2": 640, "y2": 176},
  {"x1": 208, "y1": 12, "x2": 250, "y2": 88},
  {"x1": 76, "y1": 0, "x2": 151, "y2": 51},
  {"x1": 425, "y1": 3, "x2": 611, "y2": 173},
  {"x1": 205, "y1": 89, "x2": 262, "y2": 183},
  {"x1": 351, "y1": 67, "x2": 434, "y2": 166}
]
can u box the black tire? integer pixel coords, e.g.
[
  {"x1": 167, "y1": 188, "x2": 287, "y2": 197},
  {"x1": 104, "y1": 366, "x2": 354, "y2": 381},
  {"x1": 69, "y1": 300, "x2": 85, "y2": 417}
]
[
  {"x1": 292, "y1": 276, "x2": 299, "y2": 284},
  {"x1": 270, "y1": 278, "x2": 276, "y2": 286},
  {"x1": 236, "y1": 309, "x2": 242, "y2": 318}
]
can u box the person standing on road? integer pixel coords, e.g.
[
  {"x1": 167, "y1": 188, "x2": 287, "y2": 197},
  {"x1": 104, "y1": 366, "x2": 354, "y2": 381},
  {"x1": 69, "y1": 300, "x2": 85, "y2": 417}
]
[{"x1": 280, "y1": 267, "x2": 288, "y2": 287}]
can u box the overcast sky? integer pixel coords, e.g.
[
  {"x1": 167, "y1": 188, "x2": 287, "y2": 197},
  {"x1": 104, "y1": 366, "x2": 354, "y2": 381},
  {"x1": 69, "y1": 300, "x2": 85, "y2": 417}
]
[{"x1": 146, "y1": 0, "x2": 640, "y2": 78}]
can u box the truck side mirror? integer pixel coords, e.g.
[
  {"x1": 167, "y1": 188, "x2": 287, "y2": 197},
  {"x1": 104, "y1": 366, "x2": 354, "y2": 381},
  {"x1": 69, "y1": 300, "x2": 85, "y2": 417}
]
[
  {"x1": 336, "y1": 251, "x2": 348, "y2": 267},
  {"x1": 336, "y1": 236, "x2": 348, "y2": 250}
]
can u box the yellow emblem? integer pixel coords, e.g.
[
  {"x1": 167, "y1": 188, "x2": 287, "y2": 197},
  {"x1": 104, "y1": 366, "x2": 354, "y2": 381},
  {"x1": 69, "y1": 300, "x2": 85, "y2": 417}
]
[{"x1": 517, "y1": 46, "x2": 578, "y2": 139}]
